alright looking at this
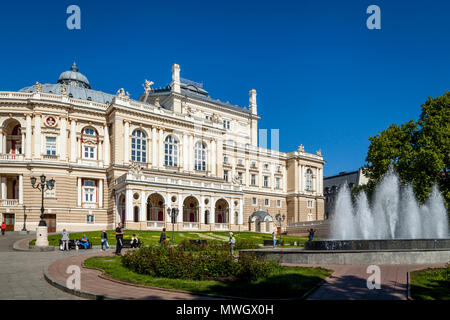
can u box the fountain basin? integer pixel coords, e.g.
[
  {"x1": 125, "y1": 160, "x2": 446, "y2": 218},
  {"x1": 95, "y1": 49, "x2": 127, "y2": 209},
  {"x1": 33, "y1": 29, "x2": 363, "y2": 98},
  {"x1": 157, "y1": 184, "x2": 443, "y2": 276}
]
[{"x1": 304, "y1": 239, "x2": 450, "y2": 251}]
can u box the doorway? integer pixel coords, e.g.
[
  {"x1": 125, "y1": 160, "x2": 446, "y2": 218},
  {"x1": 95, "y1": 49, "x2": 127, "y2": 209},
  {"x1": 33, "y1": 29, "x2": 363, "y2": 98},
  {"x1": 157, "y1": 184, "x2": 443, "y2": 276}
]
[
  {"x1": 43, "y1": 214, "x2": 56, "y2": 233},
  {"x1": 4, "y1": 214, "x2": 15, "y2": 231}
]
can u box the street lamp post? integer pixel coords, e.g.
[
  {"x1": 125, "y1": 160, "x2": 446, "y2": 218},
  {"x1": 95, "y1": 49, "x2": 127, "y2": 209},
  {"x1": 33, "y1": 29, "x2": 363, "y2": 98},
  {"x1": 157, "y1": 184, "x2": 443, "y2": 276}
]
[
  {"x1": 30, "y1": 174, "x2": 55, "y2": 247},
  {"x1": 275, "y1": 213, "x2": 286, "y2": 244},
  {"x1": 167, "y1": 207, "x2": 179, "y2": 243},
  {"x1": 22, "y1": 205, "x2": 27, "y2": 232}
]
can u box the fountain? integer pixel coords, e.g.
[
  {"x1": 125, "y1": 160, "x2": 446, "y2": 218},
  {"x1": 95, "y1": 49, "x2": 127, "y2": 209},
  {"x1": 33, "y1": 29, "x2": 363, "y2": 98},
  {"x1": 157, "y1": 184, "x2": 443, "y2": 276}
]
[
  {"x1": 304, "y1": 168, "x2": 450, "y2": 257},
  {"x1": 241, "y1": 169, "x2": 450, "y2": 265}
]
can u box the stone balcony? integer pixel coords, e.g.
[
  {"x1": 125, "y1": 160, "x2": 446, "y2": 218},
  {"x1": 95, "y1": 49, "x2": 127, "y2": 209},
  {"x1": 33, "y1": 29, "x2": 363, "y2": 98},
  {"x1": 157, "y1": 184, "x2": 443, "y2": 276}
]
[
  {"x1": 0, "y1": 199, "x2": 19, "y2": 206},
  {"x1": 0, "y1": 153, "x2": 24, "y2": 161}
]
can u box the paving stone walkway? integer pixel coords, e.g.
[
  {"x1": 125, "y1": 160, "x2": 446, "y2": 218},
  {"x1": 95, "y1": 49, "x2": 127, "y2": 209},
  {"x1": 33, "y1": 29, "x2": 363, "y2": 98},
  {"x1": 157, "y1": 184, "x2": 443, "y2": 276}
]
[
  {"x1": 0, "y1": 232, "x2": 84, "y2": 300},
  {"x1": 285, "y1": 263, "x2": 445, "y2": 300},
  {"x1": 46, "y1": 251, "x2": 222, "y2": 300}
]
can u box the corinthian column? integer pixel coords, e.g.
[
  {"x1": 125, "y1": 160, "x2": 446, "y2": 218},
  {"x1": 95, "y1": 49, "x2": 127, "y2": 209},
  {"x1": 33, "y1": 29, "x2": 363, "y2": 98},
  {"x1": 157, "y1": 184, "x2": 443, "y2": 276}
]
[
  {"x1": 70, "y1": 118, "x2": 77, "y2": 162},
  {"x1": 103, "y1": 123, "x2": 110, "y2": 166},
  {"x1": 158, "y1": 127, "x2": 164, "y2": 167},
  {"x1": 152, "y1": 126, "x2": 157, "y2": 167},
  {"x1": 60, "y1": 116, "x2": 67, "y2": 161},
  {"x1": 123, "y1": 120, "x2": 130, "y2": 164},
  {"x1": 33, "y1": 113, "x2": 41, "y2": 159}
]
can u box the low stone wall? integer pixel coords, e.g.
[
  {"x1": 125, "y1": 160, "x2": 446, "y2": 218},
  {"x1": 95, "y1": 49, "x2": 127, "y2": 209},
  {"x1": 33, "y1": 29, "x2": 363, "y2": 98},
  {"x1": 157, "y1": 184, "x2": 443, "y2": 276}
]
[
  {"x1": 240, "y1": 248, "x2": 450, "y2": 265},
  {"x1": 286, "y1": 220, "x2": 330, "y2": 238}
]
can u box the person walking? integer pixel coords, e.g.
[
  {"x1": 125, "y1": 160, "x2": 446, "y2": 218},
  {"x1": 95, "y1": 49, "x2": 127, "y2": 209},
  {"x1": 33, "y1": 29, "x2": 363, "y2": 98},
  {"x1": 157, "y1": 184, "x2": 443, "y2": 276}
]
[
  {"x1": 308, "y1": 228, "x2": 316, "y2": 242},
  {"x1": 115, "y1": 223, "x2": 124, "y2": 255},
  {"x1": 229, "y1": 232, "x2": 236, "y2": 255},
  {"x1": 1, "y1": 222, "x2": 5, "y2": 235},
  {"x1": 272, "y1": 232, "x2": 277, "y2": 248},
  {"x1": 101, "y1": 230, "x2": 109, "y2": 251},
  {"x1": 61, "y1": 229, "x2": 70, "y2": 251},
  {"x1": 159, "y1": 228, "x2": 167, "y2": 247}
]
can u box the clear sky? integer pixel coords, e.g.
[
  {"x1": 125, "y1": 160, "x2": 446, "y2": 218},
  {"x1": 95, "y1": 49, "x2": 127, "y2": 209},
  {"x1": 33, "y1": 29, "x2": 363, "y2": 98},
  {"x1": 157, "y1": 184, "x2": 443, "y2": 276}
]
[{"x1": 0, "y1": 0, "x2": 448, "y2": 176}]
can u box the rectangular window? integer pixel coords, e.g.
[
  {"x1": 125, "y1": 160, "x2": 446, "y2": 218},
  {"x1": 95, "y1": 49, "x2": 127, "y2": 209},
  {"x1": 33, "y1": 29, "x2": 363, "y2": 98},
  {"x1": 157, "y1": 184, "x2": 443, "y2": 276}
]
[
  {"x1": 252, "y1": 197, "x2": 257, "y2": 205},
  {"x1": 223, "y1": 156, "x2": 229, "y2": 164},
  {"x1": 276, "y1": 177, "x2": 281, "y2": 189},
  {"x1": 46, "y1": 137, "x2": 56, "y2": 156},
  {"x1": 264, "y1": 163, "x2": 269, "y2": 170},
  {"x1": 205, "y1": 115, "x2": 212, "y2": 121},
  {"x1": 224, "y1": 170, "x2": 229, "y2": 182},
  {"x1": 237, "y1": 159, "x2": 243, "y2": 166},
  {"x1": 251, "y1": 174, "x2": 256, "y2": 186},
  {"x1": 277, "y1": 200, "x2": 282, "y2": 208},
  {"x1": 263, "y1": 176, "x2": 269, "y2": 188},
  {"x1": 84, "y1": 146, "x2": 95, "y2": 159},
  {"x1": 251, "y1": 161, "x2": 257, "y2": 168},
  {"x1": 83, "y1": 180, "x2": 97, "y2": 203},
  {"x1": 307, "y1": 200, "x2": 314, "y2": 208},
  {"x1": 223, "y1": 120, "x2": 230, "y2": 129},
  {"x1": 87, "y1": 215, "x2": 94, "y2": 223},
  {"x1": 264, "y1": 199, "x2": 270, "y2": 206}
]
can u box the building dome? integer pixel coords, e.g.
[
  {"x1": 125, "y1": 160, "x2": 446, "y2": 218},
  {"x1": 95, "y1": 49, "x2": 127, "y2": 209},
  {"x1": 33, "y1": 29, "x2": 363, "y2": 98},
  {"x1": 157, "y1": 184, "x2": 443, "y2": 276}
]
[{"x1": 57, "y1": 62, "x2": 91, "y2": 89}]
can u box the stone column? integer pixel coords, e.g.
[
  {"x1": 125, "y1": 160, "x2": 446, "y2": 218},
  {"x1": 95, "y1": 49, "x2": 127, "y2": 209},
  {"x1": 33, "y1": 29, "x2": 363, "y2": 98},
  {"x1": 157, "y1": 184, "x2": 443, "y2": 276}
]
[
  {"x1": 77, "y1": 178, "x2": 82, "y2": 206},
  {"x1": 25, "y1": 114, "x2": 32, "y2": 159},
  {"x1": 125, "y1": 188, "x2": 133, "y2": 222},
  {"x1": 18, "y1": 175, "x2": 23, "y2": 204},
  {"x1": 0, "y1": 131, "x2": 3, "y2": 155},
  {"x1": 103, "y1": 123, "x2": 110, "y2": 166},
  {"x1": 177, "y1": 196, "x2": 183, "y2": 223},
  {"x1": 59, "y1": 116, "x2": 67, "y2": 161},
  {"x1": 70, "y1": 119, "x2": 77, "y2": 162},
  {"x1": 98, "y1": 179, "x2": 103, "y2": 208},
  {"x1": 182, "y1": 134, "x2": 188, "y2": 171},
  {"x1": 200, "y1": 195, "x2": 205, "y2": 227},
  {"x1": 34, "y1": 113, "x2": 41, "y2": 158},
  {"x1": 189, "y1": 134, "x2": 194, "y2": 171},
  {"x1": 245, "y1": 158, "x2": 250, "y2": 187},
  {"x1": 140, "y1": 191, "x2": 146, "y2": 222},
  {"x1": 230, "y1": 199, "x2": 235, "y2": 225},
  {"x1": 299, "y1": 165, "x2": 303, "y2": 192},
  {"x1": 21, "y1": 132, "x2": 25, "y2": 155},
  {"x1": 210, "y1": 138, "x2": 216, "y2": 176},
  {"x1": 239, "y1": 199, "x2": 243, "y2": 225},
  {"x1": 271, "y1": 163, "x2": 275, "y2": 191},
  {"x1": 1, "y1": 177, "x2": 6, "y2": 200},
  {"x1": 217, "y1": 137, "x2": 223, "y2": 178},
  {"x1": 209, "y1": 196, "x2": 215, "y2": 224},
  {"x1": 152, "y1": 126, "x2": 157, "y2": 167},
  {"x1": 158, "y1": 127, "x2": 164, "y2": 167},
  {"x1": 123, "y1": 120, "x2": 130, "y2": 164}
]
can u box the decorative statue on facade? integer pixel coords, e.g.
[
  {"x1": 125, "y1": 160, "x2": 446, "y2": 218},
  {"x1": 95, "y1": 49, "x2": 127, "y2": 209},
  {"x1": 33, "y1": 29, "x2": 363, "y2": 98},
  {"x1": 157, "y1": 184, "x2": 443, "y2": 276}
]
[
  {"x1": 316, "y1": 149, "x2": 322, "y2": 156},
  {"x1": 154, "y1": 96, "x2": 160, "y2": 108},
  {"x1": 231, "y1": 174, "x2": 242, "y2": 185},
  {"x1": 129, "y1": 161, "x2": 144, "y2": 177},
  {"x1": 60, "y1": 84, "x2": 67, "y2": 95},
  {"x1": 143, "y1": 79, "x2": 154, "y2": 102},
  {"x1": 35, "y1": 82, "x2": 43, "y2": 93},
  {"x1": 116, "y1": 88, "x2": 126, "y2": 97},
  {"x1": 298, "y1": 144, "x2": 304, "y2": 152},
  {"x1": 212, "y1": 113, "x2": 221, "y2": 123}
]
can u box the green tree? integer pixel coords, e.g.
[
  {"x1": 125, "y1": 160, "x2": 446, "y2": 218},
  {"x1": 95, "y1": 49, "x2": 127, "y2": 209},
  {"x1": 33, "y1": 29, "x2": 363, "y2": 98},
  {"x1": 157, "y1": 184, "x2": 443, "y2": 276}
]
[{"x1": 363, "y1": 91, "x2": 450, "y2": 208}]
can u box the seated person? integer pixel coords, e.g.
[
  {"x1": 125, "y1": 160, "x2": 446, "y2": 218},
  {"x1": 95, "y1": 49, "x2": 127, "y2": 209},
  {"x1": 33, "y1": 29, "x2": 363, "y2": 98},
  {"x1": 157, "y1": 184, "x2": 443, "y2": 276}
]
[
  {"x1": 80, "y1": 234, "x2": 90, "y2": 249},
  {"x1": 130, "y1": 234, "x2": 139, "y2": 248}
]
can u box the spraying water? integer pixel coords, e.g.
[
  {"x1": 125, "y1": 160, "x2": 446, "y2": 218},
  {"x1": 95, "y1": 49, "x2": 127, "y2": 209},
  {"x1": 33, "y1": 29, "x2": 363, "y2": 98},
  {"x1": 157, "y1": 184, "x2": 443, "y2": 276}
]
[{"x1": 331, "y1": 169, "x2": 449, "y2": 240}]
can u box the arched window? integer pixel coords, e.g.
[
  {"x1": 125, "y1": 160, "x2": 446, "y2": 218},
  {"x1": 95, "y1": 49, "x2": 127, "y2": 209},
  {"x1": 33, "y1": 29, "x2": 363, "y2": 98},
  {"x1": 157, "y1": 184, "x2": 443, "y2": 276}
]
[
  {"x1": 194, "y1": 141, "x2": 206, "y2": 171},
  {"x1": 306, "y1": 169, "x2": 313, "y2": 191},
  {"x1": 164, "y1": 135, "x2": 178, "y2": 167},
  {"x1": 81, "y1": 127, "x2": 98, "y2": 160},
  {"x1": 131, "y1": 129, "x2": 147, "y2": 163}
]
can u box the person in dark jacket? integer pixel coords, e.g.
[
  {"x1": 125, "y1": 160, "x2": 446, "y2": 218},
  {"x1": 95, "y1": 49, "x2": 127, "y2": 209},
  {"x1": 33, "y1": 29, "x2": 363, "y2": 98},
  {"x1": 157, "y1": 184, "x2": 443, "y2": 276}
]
[
  {"x1": 308, "y1": 228, "x2": 317, "y2": 242},
  {"x1": 101, "y1": 230, "x2": 109, "y2": 251},
  {"x1": 159, "y1": 228, "x2": 167, "y2": 246},
  {"x1": 115, "y1": 223, "x2": 124, "y2": 255}
]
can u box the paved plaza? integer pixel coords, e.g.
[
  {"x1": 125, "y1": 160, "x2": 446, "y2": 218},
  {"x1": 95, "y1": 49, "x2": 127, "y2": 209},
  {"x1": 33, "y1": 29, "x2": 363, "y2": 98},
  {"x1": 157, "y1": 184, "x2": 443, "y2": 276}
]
[{"x1": 0, "y1": 232, "x2": 446, "y2": 300}]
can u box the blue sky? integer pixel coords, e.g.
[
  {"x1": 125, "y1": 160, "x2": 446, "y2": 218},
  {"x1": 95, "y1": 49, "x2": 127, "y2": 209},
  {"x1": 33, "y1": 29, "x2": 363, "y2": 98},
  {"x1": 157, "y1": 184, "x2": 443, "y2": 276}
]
[{"x1": 0, "y1": 0, "x2": 448, "y2": 176}]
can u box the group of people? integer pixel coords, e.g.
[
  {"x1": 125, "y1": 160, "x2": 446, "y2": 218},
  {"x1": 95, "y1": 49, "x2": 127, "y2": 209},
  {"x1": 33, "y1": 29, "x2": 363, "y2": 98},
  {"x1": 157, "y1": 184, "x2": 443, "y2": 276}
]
[
  {"x1": 60, "y1": 223, "x2": 140, "y2": 254},
  {"x1": 59, "y1": 225, "x2": 317, "y2": 254}
]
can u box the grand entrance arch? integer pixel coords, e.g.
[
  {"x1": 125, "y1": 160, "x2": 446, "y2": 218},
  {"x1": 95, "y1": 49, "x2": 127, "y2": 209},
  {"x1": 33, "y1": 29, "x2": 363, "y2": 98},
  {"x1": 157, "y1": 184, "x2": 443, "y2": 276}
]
[
  {"x1": 118, "y1": 194, "x2": 126, "y2": 226},
  {"x1": 147, "y1": 193, "x2": 165, "y2": 222},
  {"x1": 215, "y1": 199, "x2": 229, "y2": 224},
  {"x1": 2, "y1": 119, "x2": 22, "y2": 155},
  {"x1": 183, "y1": 196, "x2": 199, "y2": 223}
]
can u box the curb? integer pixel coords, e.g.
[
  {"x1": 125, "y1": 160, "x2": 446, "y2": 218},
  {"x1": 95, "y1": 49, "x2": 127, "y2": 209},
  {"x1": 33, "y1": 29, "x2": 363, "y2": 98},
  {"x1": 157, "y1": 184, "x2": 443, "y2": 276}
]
[
  {"x1": 44, "y1": 254, "x2": 317, "y2": 301},
  {"x1": 43, "y1": 264, "x2": 119, "y2": 300}
]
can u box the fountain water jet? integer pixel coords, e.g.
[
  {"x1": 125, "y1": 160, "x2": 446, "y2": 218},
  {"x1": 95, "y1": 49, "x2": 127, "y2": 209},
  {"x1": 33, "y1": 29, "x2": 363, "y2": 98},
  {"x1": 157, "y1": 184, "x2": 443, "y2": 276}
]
[{"x1": 330, "y1": 169, "x2": 448, "y2": 240}]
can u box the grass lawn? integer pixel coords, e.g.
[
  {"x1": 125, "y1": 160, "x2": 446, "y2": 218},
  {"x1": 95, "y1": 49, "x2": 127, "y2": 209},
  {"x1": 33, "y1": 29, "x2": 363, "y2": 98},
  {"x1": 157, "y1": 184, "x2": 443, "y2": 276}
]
[
  {"x1": 30, "y1": 230, "x2": 310, "y2": 248},
  {"x1": 84, "y1": 256, "x2": 332, "y2": 299},
  {"x1": 410, "y1": 266, "x2": 450, "y2": 300}
]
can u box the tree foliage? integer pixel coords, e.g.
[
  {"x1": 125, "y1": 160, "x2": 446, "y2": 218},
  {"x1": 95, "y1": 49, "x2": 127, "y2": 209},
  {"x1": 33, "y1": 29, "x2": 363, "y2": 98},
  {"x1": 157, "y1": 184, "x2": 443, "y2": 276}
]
[{"x1": 363, "y1": 91, "x2": 449, "y2": 208}]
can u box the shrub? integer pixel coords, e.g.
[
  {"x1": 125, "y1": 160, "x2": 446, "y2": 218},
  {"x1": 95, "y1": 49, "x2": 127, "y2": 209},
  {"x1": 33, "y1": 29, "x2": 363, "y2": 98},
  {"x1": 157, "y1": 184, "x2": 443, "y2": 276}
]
[
  {"x1": 121, "y1": 245, "x2": 279, "y2": 281},
  {"x1": 177, "y1": 239, "x2": 260, "y2": 252}
]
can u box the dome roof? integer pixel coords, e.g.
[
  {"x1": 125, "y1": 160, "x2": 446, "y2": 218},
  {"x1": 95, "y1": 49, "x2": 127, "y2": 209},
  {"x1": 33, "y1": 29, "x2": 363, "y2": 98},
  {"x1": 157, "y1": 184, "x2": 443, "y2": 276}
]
[
  {"x1": 57, "y1": 62, "x2": 91, "y2": 89},
  {"x1": 249, "y1": 210, "x2": 273, "y2": 222}
]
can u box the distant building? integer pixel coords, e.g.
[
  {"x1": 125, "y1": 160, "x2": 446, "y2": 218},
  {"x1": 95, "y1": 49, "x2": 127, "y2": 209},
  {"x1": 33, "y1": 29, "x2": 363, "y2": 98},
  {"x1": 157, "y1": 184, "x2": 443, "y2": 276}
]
[{"x1": 323, "y1": 168, "x2": 368, "y2": 219}]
